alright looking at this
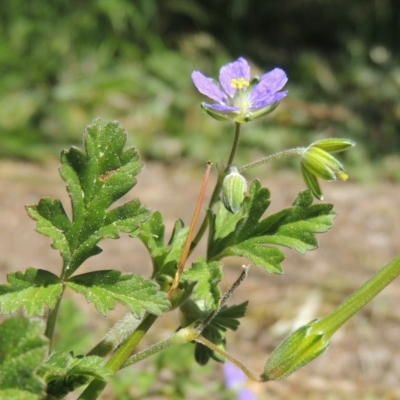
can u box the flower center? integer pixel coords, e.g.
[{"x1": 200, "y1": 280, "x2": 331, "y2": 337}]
[{"x1": 230, "y1": 78, "x2": 249, "y2": 90}]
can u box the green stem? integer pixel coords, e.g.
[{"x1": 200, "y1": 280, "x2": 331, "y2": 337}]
[
  {"x1": 190, "y1": 123, "x2": 241, "y2": 252},
  {"x1": 238, "y1": 147, "x2": 304, "y2": 172},
  {"x1": 226, "y1": 122, "x2": 242, "y2": 168},
  {"x1": 313, "y1": 254, "x2": 400, "y2": 337},
  {"x1": 87, "y1": 313, "x2": 142, "y2": 357},
  {"x1": 124, "y1": 267, "x2": 250, "y2": 367},
  {"x1": 122, "y1": 324, "x2": 198, "y2": 369},
  {"x1": 45, "y1": 284, "x2": 65, "y2": 351},
  {"x1": 78, "y1": 313, "x2": 158, "y2": 400},
  {"x1": 196, "y1": 335, "x2": 261, "y2": 382}
]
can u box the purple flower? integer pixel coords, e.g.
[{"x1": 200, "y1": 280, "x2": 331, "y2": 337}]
[
  {"x1": 224, "y1": 362, "x2": 257, "y2": 400},
  {"x1": 192, "y1": 57, "x2": 288, "y2": 123}
]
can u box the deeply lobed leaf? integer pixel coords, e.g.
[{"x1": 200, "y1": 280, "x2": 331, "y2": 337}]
[
  {"x1": 26, "y1": 118, "x2": 150, "y2": 278},
  {"x1": 0, "y1": 268, "x2": 62, "y2": 316},
  {"x1": 183, "y1": 258, "x2": 223, "y2": 310},
  {"x1": 66, "y1": 270, "x2": 171, "y2": 317},
  {"x1": 138, "y1": 212, "x2": 189, "y2": 278},
  {"x1": 208, "y1": 180, "x2": 336, "y2": 273}
]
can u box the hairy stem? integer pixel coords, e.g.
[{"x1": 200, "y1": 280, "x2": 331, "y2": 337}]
[
  {"x1": 313, "y1": 254, "x2": 400, "y2": 337},
  {"x1": 239, "y1": 147, "x2": 304, "y2": 172},
  {"x1": 78, "y1": 313, "x2": 158, "y2": 400},
  {"x1": 124, "y1": 266, "x2": 249, "y2": 369},
  {"x1": 191, "y1": 123, "x2": 241, "y2": 252},
  {"x1": 196, "y1": 335, "x2": 261, "y2": 381},
  {"x1": 45, "y1": 284, "x2": 65, "y2": 351},
  {"x1": 122, "y1": 324, "x2": 198, "y2": 369},
  {"x1": 87, "y1": 313, "x2": 143, "y2": 357},
  {"x1": 226, "y1": 122, "x2": 242, "y2": 168}
]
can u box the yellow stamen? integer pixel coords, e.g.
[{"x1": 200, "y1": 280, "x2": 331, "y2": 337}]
[
  {"x1": 337, "y1": 172, "x2": 348, "y2": 181},
  {"x1": 231, "y1": 78, "x2": 249, "y2": 90}
]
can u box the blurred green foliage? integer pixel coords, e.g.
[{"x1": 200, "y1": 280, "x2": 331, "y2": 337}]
[
  {"x1": 111, "y1": 343, "x2": 232, "y2": 399},
  {"x1": 1, "y1": 0, "x2": 399, "y2": 179}
]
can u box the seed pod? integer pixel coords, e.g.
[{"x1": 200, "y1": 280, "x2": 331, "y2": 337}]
[{"x1": 222, "y1": 167, "x2": 247, "y2": 214}]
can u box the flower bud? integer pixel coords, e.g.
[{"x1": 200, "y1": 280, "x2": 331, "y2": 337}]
[
  {"x1": 263, "y1": 320, "x2": 330, "y2": 380},
  {"x1": 299, "y1": 138, "x2": 355, "y2": 200},
  {"x1": 302, "y1": 146, "x2": 345, "y2": 181},
  {"x1": 222, "y1": 167, "x2": 247, "y2": 214}
]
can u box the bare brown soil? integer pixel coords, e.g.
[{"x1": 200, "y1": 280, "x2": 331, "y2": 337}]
[{"x1": 1, "y1": 159, "x2": 400, "y2": 400}]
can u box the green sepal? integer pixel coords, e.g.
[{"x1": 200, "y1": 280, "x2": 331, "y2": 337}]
[
  {"x1": 302, "y1": 147, "x2": 342, "y2": 181},
  {"x1": 0, "y1": 268, "x2": 62, "y2": 316},
  {"x1": 311, "y1": 138, "x2": 356, "y2": 153},
  {"x1": 263, "y1": 320, "x2": 329, "y2": 380},
  {"x1": 301, "y1": 163, "x2": 323, "y2": 200},
  {"x1": 200, "y1": 101, "x2": 280, "y2": 124},
  {"x1": 222, "y1": 167, "x2": 247, "y2": 214}
]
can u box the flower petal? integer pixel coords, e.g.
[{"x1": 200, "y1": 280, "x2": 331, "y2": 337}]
[
  {"x1": 203, "y1": 102, "x2": 239, "y2": 112},
  {"x1": 191, "y1": 71, "x2": 227, "y2": 102},
  {"x1": 224, "y1": 362, "x2": 246, "y2": 388},
  {"x1": 250, "y1": 91, "x2": 288, "y2": 110},
  {"x1": 238, "y1": 388, "x2": 257, "y2": 400},
  {"x1": 219, "y1": 57, "x2": 251, "y2": 98},
  {"x1": 250, "y1": 68, "x2": 288, "y2": 104}
]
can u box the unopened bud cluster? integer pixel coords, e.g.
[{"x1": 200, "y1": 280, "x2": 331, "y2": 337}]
[{"x1": 301, "y1": 138, "x2": 355, "y2": 200}]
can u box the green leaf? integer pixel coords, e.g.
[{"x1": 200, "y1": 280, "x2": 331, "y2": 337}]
[
  {"x1": 224, "y1": 241, "x2": 285, "y2": 274},
  {"x1": 26, "y1": 118, "x2": 150, "y2": 278},
  {"x1": 180, "y1": 300, "x2": 248, "y2": 365},
  {"x1": 66, "y1": 270, "x2": 170, "y2": 317},
  {"x1": 0, "y1": 268, "x2": 62, "y2": 316},
  {"x1": 37, "y1": 352, "x2": 112, "y2": 399},
  {"x1": 208, "y1": 180, "x2": 336, "y2": 274},
  {"x1": 212, "y1": 301, "x2": 249, "y2": 331},
  {"x1": 183, "y1": 258, "x2": 222, "y2": 310},
  {"x1": 138, "y1": 212, "x2": 189, "y2": 276},
  {"x1": 26, "y1": 199, "x2": 73, "y2": 269},
  {"x1": 207, "y1": 202, "x2": 244, "y2": 242},
  {"x1": 137, "y1": 211, "x2": 166, "y2": 259},
  {"x1": 0, "y1": 317, "x2": 48, "y2": 399}
]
